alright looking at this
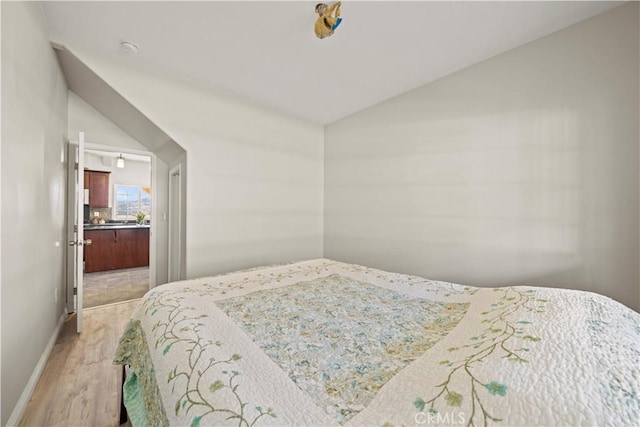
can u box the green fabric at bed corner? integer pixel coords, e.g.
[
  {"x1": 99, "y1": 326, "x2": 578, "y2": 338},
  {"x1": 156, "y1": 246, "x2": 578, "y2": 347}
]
[
  {"x1": 114, "y1": 320, "x2": 169, "y2": 427},
  {"x1": 124, "y1": 372, "x2": 150, "y2": 427}
]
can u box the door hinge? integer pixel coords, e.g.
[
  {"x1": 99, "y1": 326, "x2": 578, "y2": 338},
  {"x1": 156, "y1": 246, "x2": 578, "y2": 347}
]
[{"x1": 73, "y1": 288, "x2": 77, "y2": 295}]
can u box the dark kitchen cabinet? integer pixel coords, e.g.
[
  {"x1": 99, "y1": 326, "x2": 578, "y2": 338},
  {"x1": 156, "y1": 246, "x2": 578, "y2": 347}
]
[
  {"x1": 84, "y1": 170, "x2": 110, "y2": 208},
  {"x1": 84, "y1": 228, "x2": 149, "y2": 273}
]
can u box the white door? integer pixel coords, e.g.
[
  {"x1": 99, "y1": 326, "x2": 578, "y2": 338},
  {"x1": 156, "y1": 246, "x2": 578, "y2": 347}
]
[{"x1": 66, "y1": 132, "x2": 86, "y2": 333}]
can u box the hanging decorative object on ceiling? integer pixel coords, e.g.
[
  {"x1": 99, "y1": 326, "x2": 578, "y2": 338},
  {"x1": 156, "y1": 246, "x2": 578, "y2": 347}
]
[{"x1": 314, "y1": 2, "x2": 343, "y2": 40}]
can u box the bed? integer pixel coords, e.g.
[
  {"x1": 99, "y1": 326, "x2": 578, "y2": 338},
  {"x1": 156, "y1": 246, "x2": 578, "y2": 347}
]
[{"x1": 114, "y1": 259, "x2": 640, "y2": 426}]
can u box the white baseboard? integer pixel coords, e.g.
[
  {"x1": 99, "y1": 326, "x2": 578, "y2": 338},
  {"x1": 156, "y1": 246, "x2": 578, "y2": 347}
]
[{"x1": 5, "y1": 312, "x2": 66, "y2": 426}]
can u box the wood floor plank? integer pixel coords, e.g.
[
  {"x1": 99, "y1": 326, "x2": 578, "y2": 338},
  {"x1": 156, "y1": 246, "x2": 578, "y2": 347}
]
[{"x1": 19, "y1": 300, "x2": 139, "y2": 427}]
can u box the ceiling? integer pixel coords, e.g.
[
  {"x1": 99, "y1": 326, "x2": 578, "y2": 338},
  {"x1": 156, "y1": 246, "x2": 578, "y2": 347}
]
[
  {"x1": 85, "y1": 149, "x2": 151, "y2": 163},
  {"x1": 43, "y1": 1, "x2": 622, "y2": 124}
]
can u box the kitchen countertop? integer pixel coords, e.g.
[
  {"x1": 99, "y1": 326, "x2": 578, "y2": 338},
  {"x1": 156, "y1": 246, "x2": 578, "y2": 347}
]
[{"x1": 84, "y1": 223, "x2": 150, "y2": 230}]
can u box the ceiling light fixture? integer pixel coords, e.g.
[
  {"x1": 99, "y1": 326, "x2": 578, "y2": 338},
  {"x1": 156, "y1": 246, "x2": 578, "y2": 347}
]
[
  {"x1": 116, "y1": 154, "x2": 125, "y2": 168},
  {"x1": 120, "y1": 41, "x2": 139, "y2": 55}
]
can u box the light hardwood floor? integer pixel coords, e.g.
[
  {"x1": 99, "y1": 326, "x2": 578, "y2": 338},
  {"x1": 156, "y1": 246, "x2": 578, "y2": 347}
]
[{"x1": 19, "y1": 300, "x2": 139, "y2": 427}]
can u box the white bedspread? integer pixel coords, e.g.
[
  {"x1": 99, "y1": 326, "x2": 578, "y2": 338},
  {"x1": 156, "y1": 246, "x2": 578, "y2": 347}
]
[{"x1": 115, "y1": 259, "x2": 640, "y2": 426}]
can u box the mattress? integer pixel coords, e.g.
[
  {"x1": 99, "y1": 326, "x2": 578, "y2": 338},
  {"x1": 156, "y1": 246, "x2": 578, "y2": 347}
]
[{"x1": 114, "y1": 259, "x2": 640, "y2": 426}]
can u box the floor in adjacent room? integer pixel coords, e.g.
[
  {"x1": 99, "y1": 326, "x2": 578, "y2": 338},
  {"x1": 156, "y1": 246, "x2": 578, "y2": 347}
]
[
  {"x1": 84, "y1": 266, "x2": 150, "y2": 308},
  {"x1": 19, "y1": 300, "x2": 138, "y2": 426}
]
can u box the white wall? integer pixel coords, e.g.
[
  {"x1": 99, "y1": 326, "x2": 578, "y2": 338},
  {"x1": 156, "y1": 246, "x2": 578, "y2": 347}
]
[
  {"x1": 65, "y1": 45, "x2": 325, "y2": 278},
  {"x1": 325, "y1": 3, "x2": 639, "y2": 311},
  {"x1": 1, "y1": 2, "x2": 69, "y2": 423},
  {"x1": 68, "y1": 91, "x2": 146, "y2": 151}
]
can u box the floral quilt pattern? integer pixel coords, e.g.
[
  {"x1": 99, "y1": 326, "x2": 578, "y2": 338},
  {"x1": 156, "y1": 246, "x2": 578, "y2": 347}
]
[
  {"x1": 216, "y1": 274, "x2": 468, "y2": 423},
  {"x1": 114, "y1": 259, "x2": 640, "y2": 427}
]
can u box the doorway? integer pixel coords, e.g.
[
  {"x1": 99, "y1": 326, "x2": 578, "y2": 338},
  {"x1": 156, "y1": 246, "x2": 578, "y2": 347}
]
[
  {"x1": 57, "y1": 45, "x2": 185, "y2": 318},
  {"x1": 79, "y1": 147, "x2": 153, "y2": 309}
]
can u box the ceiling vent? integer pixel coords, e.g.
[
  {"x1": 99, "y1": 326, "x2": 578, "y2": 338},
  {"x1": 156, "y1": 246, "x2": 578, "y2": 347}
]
[{"x1": 120, "y1": 41, "x2": 138, "y2": 55}]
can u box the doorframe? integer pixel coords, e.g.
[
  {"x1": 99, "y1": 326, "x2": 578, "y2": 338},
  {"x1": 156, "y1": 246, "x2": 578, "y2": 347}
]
[
  {"x1": 80, "y1": 143, "x2": 158, "y2": 289},
  {"x1": 168, "y1": 164, "x2": 182, "y2": 282}
]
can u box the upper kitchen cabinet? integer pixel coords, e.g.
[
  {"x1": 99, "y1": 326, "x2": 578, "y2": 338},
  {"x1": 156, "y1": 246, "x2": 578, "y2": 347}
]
[{"x1": 84, "y1": 169, "x2": 111, "y2": 207}]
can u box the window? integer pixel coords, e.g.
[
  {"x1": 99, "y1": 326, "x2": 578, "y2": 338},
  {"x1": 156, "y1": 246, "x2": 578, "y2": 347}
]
[{"x1": 114, "y1": 185, "x2": 151, "y2": 220}]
